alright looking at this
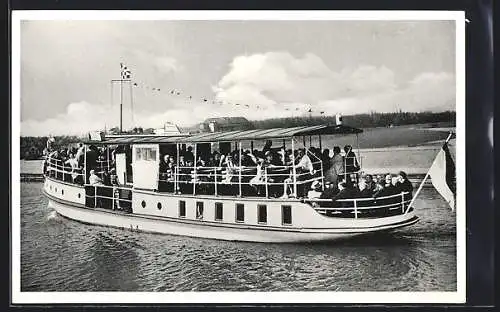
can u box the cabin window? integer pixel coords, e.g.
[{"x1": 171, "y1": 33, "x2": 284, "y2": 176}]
[
  {"x1": 78, "y1": 193, "x2": 81, "y2": 198},
  {"x1": 215, "y1": 202, "x2": 223, "y2": 221},
  {"x1": 157, "y1": 202, "x2": 162, "y2": 210},
  {"x1": 141, "y1": 200, "x2": 146, "y2": 208},
  {"x1": 196, "y1": 202, "x2": 204, "y2": 220},
  {"x1": 258, "y1": 205, "x2": 267, "y2": 224},
  {"x1": 179, "y1": 200, "x2": 186, "y2": 218},
  {"x1": 61, "y1": 189, "x2": 64, "y2": 195},
  {"x1": 235, "y1": 203, "x2": 244, "y2": 222},
  {"x1": 147, "y1": 149, "x2": 157, "y2": 161},
  {"x1": 136, "y1": 147, "x2": 157, "y2": 161},
  {"x1": 282, "y1": 205, "x2": 292, "y2": 225}
]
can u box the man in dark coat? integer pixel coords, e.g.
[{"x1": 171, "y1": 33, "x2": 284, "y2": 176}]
[
  {"x1": 395, "y1": 171, "x2": 413, "y2": 200},
  {"x1": 320, "y1": 181, "x2": 338, "y2": 199},
  {"x1": 395, "y1": 171, "x2": 413, "y2": 194},
  {"x1": 360, "y1": 174, "x2": 377, "y2": 197},
  {"x1": 344, "y1": 145, "x2": 360, "y2": 173},
  {"x1": 374, "y1": 174, "x2": 397, "y2": 198},
  {"x1": 334, "y1": 182, "x2": 359, "y2": 199}
]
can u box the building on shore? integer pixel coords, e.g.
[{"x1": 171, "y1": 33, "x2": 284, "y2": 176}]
[{"x1": 199, "y1": 117, "x2": 254, "y2": 133}]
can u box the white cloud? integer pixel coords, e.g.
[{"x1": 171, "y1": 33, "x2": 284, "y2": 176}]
[
  {"x1": 21, "y1": 101, "x2": 115, "y2": 136},
  {"x1": 133, "y1": 50, "x2": 180, "y2": 74},
  {"x1": 154, "y1": 56, "x2": 179, "y2": 73},
  {"x1": 213, "y1": 52, "x2": 454, "y2": 118}
]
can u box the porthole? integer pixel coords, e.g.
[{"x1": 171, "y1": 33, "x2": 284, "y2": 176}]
[
  {"x1": 141, "y1": 200, "x2": 146, "y2": 208},
  {"x1": 78, "y1": 193, "x2": 81, "y2": 198},
  {"x1": 61, "y1": 189, "x2": 64, "y2": 195},
  {"x1": 157, "y1": 202, "x2": 162, "y2": 210},
  {"x1": 49, "y1": 185, "x2": 52, "y2": 190},
  {"x1": 55, "y1": 187, "x2": 57, "y2": 192}
]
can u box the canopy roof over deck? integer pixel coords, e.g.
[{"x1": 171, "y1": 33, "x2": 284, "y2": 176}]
[
  {"x1": 85, "y1": 124, "x2": 362, "y2": 145},
  {"x1": 179, "y1": 124, "x2": 362, "y2": 143}
]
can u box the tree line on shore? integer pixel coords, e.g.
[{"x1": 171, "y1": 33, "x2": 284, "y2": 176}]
[
  {"x1": 251, "y1": 110, "x2": 456, "y2": 129},
  {"x1": 20, "y1": 135, "x2": 83, "y2": 160},
  {"x1": 20, "y1": 110, "x2": 455, "y2": 160}
]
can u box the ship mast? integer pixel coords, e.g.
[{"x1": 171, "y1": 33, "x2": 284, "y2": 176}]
[
  {"x1": 111, "y1": 63, "x2": 133, "y2": 134},
  {"x1": 111, "y1": 79, "x2": 129, "y2": 133},
  {"x1": 120, "y1": 79, "x2": 123, "y2": 132}
]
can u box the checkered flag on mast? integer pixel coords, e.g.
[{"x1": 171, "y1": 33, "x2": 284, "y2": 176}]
[{"x1": 120, "y1": 63, "x2": 132, "y2": 80}]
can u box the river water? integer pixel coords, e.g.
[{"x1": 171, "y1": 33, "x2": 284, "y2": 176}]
[{"x1": 20, "y1": 182, "x2": 456, "y2": 292}]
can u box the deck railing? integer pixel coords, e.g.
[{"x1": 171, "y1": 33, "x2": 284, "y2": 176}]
[
  {"x1": 303, "y1": 191, "x2": 412, "y2": 219},
  {"x1": 44, "y1": 157, "x2": 85, "y2": 184},
  {"x1": 157, "y1": 155, "x2": 364, "y2": 198},
  {"x1": 158, "y1": 160, "x2": 324, "y2": 196},
  {"x1": 44, "y1": 156, "x2": 113, "y2": 185},
  {"x1": 84, "y1": 184, "x2": 132, "y2": 211}
]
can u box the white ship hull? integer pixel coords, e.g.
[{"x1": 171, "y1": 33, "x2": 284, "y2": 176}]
[{"x1": 44, "y1": 177, "x2": 419, "y2": 243}]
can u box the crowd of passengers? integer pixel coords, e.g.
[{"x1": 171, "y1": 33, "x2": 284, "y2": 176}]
[
  {"x1": 43, "y1": 141, "x2": 116, "y2": 186},
  {"x1": 44, "y1": 138, "x2": 413, "y2": 205},
  {"x1": 157, "y1": 140, "x2": 413, "y2": 203}
]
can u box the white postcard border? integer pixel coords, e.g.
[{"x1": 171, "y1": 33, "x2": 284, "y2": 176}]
[{"x1": 11, "y1": 10, "x2": 466, "y2": 304}]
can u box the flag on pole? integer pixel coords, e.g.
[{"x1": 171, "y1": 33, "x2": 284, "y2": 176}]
[
  {"x1": 428, "y1": 141, "x2": 456, "y2": 211},
  {"x1": 120, "y1": 63, "x2": 132, "y2": 79}
]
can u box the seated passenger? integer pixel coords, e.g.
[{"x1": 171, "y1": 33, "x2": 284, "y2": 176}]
[
  {"x1": 373, "y1": 174, "x2": 398, "y2": 198},
  {"x1": 212, "y1": 152, "x2": 222, "y2": 167},
  {"x1": 395, "y1": 171, "x2": 413, "y2": 195},
  {"x1": 359, "y1": 174, "x2": 376, "y2": 197},
  {"x1": 241, "y1": 150, "x2": 257, "y2": 166},
  {"x1": 373, "y1": 175, "x2": 384, "y2": 191},
  {"x1": 102, "y1": 169, "x2": 111, "y2": 186},
  {"x1": 196, "y1": 156, "x2": 206, "y2": 167},
  {"x1": 307, "y1": 180, "x2": 323, "y2": 199},
  {"x1": 295, "y1": 149, "x2": 314, "y2": 173},
  {"x1": 179, "y1": 159, "x2": 192, "y2": 183},
  {"x1": 206, "y1": 155, "x2": 216, "y2": 167},
  {"x1": 89, "y1": 169, "x2": 104, "y2": 185},
  {"x1": 320, "y1": 181, "x2": 338, "y2": 199},
  {"x1": 332, "y1": 182, "x2": 359, "y2": 208},
  {"x1": 178, "y1": 155, "x2": 186, "y2": 167},
  {"x1": 263, "y1": 151, "x2": 280, "y2": 169},
  {"x1": 159, "y1": 154, "x2": 170, "y2": 181}
]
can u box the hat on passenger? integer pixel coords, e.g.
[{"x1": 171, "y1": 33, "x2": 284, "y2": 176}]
[{"x1": 311, "y1": 180, "x2": 321, "y2": 190}]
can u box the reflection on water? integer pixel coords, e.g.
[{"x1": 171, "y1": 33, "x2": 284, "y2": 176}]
[{"x1": 20, "y1": 182, "x2": 456, "y2": 292}]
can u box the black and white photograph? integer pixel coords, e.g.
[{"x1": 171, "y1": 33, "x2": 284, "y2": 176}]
[{"x1": 11, "y1": 11, "x2": 466, "y2": 304}]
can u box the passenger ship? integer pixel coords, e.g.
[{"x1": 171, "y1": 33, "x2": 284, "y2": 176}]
[{"x1": 42, "y1": 119, "x2": 420, "y2": 243}]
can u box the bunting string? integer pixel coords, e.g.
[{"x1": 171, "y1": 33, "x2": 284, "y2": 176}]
[{"x1": 119, "y1": 63, "x2": 328, "y2": 115}]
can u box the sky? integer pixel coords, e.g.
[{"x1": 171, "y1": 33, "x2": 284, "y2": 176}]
[{"x1": 19, "y1": 19, "x2": 456, "y2": 136}]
